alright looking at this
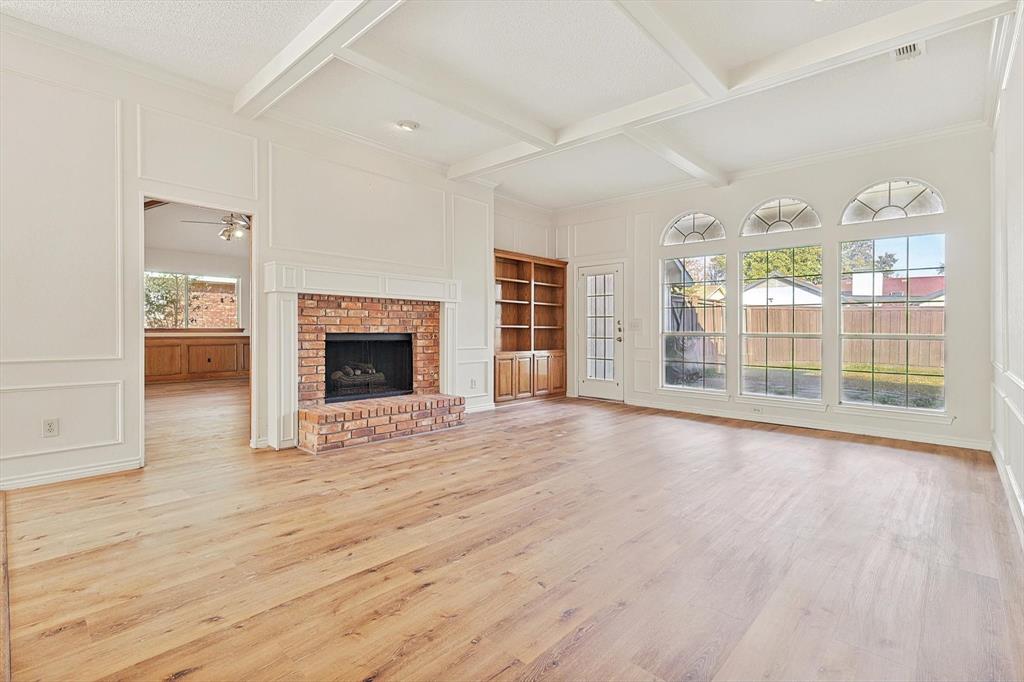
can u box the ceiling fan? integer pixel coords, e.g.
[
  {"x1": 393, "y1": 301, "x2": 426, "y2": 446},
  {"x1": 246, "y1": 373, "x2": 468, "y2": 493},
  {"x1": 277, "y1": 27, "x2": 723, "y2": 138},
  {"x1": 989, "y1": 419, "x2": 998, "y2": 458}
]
[{"x1": 180, "y1": 213, "x2": 250, "y2": 241}]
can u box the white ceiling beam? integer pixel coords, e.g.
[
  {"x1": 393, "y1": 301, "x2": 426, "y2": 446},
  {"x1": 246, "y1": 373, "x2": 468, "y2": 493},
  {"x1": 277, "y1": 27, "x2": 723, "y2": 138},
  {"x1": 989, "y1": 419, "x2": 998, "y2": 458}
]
[
  {"x1": 337, "y1": 45, "x2": 557, "y2": 148},
  {"x1": 613, "y1": 0, "x2": 729, "y2": 97},
  {"x1": 557, "y1": 84, "x2": 706, "y2": 145},
  {"x1": 446, "y1": 86, "x2": 709, "y2": 181},
  {"x1": 447, "y1": 142, "x2": 545, "y2": 181},
  {"x1": 732, "y1": 0, "x2": 1017, "y2": 91},
  {"x1": 623, "y1": 128, "x2": 727, "y2": 187},
  {"x1": 234, "y1": 0, "x2": 403, "y2": 118}
]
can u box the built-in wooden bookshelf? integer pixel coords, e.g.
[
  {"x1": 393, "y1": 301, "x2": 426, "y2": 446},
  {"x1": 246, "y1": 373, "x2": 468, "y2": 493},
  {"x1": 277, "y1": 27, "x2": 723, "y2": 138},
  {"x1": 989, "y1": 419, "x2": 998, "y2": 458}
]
[{"x1": 494, "y1": 250, "x2": 567, "y2": 403}]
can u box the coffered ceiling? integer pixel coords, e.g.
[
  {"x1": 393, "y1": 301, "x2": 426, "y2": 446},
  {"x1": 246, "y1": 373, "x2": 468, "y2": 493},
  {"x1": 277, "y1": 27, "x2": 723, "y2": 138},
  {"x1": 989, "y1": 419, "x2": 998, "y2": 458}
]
[{"x1": 2, "y1": 0, "x2": 1017, "y2": 209}]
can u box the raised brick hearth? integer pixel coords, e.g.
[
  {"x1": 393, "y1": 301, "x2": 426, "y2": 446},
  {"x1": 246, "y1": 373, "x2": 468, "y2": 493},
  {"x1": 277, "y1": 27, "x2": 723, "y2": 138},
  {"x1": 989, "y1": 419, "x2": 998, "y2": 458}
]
[
  {"x1": 298, "y1": 294, "x2": 440, "y2": 406},
  {"x1": 297, "y1": 394, "x2": 465, "y2": 454}
]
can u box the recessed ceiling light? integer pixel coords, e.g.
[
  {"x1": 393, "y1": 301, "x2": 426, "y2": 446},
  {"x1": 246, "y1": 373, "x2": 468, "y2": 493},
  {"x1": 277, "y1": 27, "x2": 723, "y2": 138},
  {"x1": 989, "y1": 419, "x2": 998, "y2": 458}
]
[{"x1": 395, "y1": 120, "x2": 420, "y2": 132}]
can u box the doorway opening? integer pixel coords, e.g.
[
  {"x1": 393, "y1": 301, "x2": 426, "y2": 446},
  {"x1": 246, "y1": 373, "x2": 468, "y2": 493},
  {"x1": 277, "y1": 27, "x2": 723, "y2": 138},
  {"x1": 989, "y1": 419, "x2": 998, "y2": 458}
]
[{"x1": 142, "y1": 199, "x2": 253, "y2": 462}]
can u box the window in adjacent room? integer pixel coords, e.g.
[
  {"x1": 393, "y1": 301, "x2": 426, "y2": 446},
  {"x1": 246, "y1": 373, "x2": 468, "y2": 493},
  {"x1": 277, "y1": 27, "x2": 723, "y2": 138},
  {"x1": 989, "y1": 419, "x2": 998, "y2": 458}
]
[
  {"x1": 741, "y1": 245, "x2": 823, "y2": 400},
  {"x1": 840, "y1": 234, "x2": 945, "y2": 410},
  {"x1": 662, "y1": 254, "x2": 727, "y2": 391},
  {"x1": 145, "y1": 272, "x2": 241, "y2": 330}
]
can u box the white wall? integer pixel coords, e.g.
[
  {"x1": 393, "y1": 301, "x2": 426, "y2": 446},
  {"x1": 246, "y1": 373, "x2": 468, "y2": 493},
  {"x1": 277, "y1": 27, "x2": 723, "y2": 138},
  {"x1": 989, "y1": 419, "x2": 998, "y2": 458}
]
[
  {"x1": 0, "y1": 20, "x2": 493, "y2": 488},
  {"x1": 991, "y1": 27, "x2": 1024, "y2": 541},
  {"x1": 555, "y1": 127, "x2": 993, "y2": 451},
  {"x1": 494, "y1": 195, "x2": 556, "y2": 258}
]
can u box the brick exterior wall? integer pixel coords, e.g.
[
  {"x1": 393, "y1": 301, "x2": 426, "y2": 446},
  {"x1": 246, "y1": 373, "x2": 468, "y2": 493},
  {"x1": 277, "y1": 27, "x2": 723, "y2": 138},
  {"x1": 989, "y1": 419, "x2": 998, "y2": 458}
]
[
  {"x1": 188, "y1": 282, "x2": 238, "y2": 328},
  {"x1": 297, "y1": 294, "x2": 440, "y2": 406}
]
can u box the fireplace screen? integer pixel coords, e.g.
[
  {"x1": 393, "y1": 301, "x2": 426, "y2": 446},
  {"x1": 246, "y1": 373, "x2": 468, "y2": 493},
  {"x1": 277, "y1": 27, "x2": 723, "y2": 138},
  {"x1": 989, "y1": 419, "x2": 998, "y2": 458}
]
[{"x1": 325, "y1": 333, "x2": 413, "y2": 403}]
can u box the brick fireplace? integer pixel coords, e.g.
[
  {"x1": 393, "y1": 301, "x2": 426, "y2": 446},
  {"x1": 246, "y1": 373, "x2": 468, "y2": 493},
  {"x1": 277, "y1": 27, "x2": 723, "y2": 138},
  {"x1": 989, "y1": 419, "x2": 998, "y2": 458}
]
[
  {"x1": 297, "y1": 294, "x2": 441, "y2": 406},
  {"x1": 293, "y1": 292, "x2": 462, "y2": 454},
  {"x1": 263, "y1": 262, "x2": 462, "y2": 451}
]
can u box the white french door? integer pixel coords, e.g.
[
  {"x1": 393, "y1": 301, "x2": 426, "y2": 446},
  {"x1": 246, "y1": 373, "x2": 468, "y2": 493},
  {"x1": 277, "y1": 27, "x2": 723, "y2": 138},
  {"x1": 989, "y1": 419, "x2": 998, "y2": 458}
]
[{"x1": 577, "y1": 264, "x2": 624, "y2": 401}]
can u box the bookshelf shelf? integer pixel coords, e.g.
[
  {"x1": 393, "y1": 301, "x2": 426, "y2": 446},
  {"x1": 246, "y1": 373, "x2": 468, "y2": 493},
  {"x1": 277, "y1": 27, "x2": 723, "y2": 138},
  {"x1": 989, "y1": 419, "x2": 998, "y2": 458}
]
[{"x1": 494, "y1": 249, "x2": 567, "y2": 404}]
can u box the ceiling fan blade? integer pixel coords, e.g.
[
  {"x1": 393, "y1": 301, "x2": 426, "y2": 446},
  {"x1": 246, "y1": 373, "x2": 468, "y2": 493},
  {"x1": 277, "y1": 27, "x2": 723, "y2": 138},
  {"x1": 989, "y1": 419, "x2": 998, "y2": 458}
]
[{"x1": 180, "y1": 220, "x2": 227, "y2": 225}]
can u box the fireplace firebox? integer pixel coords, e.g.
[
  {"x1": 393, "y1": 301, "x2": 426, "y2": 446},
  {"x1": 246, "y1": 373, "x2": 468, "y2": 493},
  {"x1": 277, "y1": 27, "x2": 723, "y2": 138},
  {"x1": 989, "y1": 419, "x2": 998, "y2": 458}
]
[{"x1": 325, "y1": 332, "x2": 413, "y2": 403}]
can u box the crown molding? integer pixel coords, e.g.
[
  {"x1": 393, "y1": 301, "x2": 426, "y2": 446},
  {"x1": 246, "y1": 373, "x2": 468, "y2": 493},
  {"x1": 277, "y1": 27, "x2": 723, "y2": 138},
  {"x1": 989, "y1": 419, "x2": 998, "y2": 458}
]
[
  {"x1": 731, "y1": 119, "x2": 990, "y2": 182},
  {"x1": 262, "y1": 110, "x2": 448, "y2": 174},
  {"x1": 494, "y1": 192, "x2": 556, "y2": 215},
  {"x1": 552, "y1": 177, "x2": 706, "y2": 214},
  {"x1": 553, "y1": 119, "x2": 990, "y2": 214},
  {"x1": 0, "y1": 13, "x2": 232, "y2": 104}
]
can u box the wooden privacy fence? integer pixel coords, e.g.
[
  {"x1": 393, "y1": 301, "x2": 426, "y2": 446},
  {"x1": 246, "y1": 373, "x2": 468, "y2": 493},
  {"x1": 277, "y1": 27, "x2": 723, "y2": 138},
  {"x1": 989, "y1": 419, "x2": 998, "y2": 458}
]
[{"x1": 689, "y1": 306, "x2": 943, "y2": 369}]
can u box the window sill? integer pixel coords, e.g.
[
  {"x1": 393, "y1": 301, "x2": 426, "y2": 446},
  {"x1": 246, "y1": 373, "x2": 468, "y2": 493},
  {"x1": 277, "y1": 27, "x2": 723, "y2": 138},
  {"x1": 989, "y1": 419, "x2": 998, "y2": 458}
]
[
  {"x1": 655, "y1": 386, "x2": 730, "y2": 401},
  {"x1": 146, "y1": 328, "x2": 244, "y2": 333},
  {"x1": 734, "y1": 395, "x2": 828, "y2": 412},
  {"x1": 831, "y1": 403, "x2": 954, "y2": 424}
]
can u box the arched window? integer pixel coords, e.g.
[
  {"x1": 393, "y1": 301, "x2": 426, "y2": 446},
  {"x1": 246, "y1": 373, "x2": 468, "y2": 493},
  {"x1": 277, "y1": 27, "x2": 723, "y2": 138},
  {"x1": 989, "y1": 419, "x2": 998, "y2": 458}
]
[
  {"x1": 742, "y1": 197, "x2": 821, "y2": 236},
  {"x1": 663, "y1": 212, "x2": 725, "y2": 245},
  {"x1": 841, "y1": 178, "x2": 944, "y2": 225}
]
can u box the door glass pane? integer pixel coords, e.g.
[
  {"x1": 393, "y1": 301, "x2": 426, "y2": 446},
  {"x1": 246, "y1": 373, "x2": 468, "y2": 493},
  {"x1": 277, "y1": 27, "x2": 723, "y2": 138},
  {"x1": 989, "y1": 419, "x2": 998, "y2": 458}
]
[{"x1": 586, "y1": 273, "x2": 615, "y2": 380}]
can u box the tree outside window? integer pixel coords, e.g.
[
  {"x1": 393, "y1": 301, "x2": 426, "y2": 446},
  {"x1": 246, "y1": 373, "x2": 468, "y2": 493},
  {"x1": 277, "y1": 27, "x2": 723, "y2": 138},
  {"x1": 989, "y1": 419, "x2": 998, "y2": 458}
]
[{"x1": 145, "y1": 271, "x2": 240, "y2": 330}]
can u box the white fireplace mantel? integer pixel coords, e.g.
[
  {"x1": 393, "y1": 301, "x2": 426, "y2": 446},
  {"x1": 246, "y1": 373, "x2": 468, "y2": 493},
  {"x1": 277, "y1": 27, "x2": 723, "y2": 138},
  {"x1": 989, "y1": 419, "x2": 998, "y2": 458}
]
[{"x1": 264, "y1": 261, "x2": 462, "y2": 450}]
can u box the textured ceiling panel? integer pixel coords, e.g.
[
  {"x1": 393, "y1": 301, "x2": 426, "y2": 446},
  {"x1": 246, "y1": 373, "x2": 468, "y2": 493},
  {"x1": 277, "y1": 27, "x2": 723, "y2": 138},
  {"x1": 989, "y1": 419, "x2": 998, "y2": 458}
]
[
  {"x1": 656, "y1": 0, "x2": 922, "y2": 75},
  {"x1": 485, "y1": 135, "x2": 691, "y2": 209},
  {"x1": 272, "y1": 59, "x2": 519, "y2": 166},
  {"x1": 355, "y1": 0, "x2": 690, "y2": 129},
  {"x1": 651, "y1": 23, "x2": 990, "y2": 174},
  {"x1": 0, "y1": 0, "x2": 331, "y2": 90}
]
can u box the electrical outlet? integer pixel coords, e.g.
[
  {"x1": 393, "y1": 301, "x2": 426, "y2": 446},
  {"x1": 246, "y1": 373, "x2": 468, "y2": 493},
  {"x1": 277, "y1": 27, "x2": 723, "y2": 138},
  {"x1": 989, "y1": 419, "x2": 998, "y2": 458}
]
[
  {"x1": 42, "y1": 418, "x2": 60, "y2": 438},
  {"x1": 752, "y1": 407, "x2": 764, "y2": 415},
  {"x1": 470, "y1": 378, "x2": 478, "y2": 389}
]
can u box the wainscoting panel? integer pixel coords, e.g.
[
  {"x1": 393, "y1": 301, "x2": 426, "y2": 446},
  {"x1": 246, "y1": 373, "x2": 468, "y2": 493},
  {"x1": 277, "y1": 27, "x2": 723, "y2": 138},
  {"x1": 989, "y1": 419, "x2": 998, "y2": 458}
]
[
  {"x1": 0, "y1": 381, "x2": 123, "y2": 459},
  {"x1": 453, "y1": 195, "x2": 490, "y2": 350},
  {"x1": 268, "y1": 143, "x2": 447, "y2": 271},
  {"x1": 572, "y1": 216, "x2": 628, "y2": 258},
  {"x1": 0, "y1": 69, "x2": 122, "y2": 363},
  {"x1": 138, "y1": 106, "x2": 258, "y2": 200}
]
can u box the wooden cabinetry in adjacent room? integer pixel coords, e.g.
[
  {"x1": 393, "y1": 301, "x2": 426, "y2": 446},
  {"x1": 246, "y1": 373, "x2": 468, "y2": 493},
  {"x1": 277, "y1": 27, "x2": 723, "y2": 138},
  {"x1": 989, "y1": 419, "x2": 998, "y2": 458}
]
[
  {"x1": 145, "y1": 335, "x2": 249, "y2": 383},
  {"x1": 494, "y1": 250, "x2": 567, "y2": 404}
]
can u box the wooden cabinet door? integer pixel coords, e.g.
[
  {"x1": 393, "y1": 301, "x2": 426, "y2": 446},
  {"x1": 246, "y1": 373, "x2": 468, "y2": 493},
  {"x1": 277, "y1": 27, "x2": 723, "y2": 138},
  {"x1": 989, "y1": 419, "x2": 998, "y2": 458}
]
[
  {"x1": 514, "y1": 353, "x2": 533, "y2": 399},
  {"x1": 494, "y1": 354, "x2": 516, "y2": 402},
  {"x1": 550, "y1": 352, "x2": 566, "y2": 393},
  {"x1": 188, "y1": 344, "x2": 238, "y2": 374},
  {"x1": 533, "y1": 354, "x2": 551, "y2": 396},
  {"x1": 146, "y1": 344, "x2": 182, "y2": 377},
  {"x1": 241, "y1": 342, "x2": 250, "y2": 371}
]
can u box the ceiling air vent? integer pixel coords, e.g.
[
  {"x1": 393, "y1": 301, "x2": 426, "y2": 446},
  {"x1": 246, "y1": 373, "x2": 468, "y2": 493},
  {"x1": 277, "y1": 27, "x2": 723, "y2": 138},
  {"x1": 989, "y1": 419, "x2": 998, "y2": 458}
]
[{"x1": 891, "y1": 42, "x2": 925, "y2": 62}]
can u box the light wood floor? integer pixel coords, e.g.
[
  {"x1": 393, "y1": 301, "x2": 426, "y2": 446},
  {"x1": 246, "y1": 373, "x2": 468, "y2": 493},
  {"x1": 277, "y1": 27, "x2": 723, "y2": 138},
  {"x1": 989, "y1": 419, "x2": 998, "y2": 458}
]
[{"x1": 4, "y1": 379, "x2": 1023, "y2": 681}]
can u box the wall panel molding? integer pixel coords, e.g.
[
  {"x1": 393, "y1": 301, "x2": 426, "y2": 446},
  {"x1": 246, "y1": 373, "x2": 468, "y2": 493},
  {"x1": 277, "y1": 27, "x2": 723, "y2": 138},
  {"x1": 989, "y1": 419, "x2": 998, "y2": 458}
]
[
  {"x1": 138, "y1": 105, "x2": 258, "y2": 200},
  {"x1": 0, "y1": 69, "x2": 123, "y2": 363},
  {"x1": 0, "y1": 380, "x2": 123, "y2": 459},
  {"x1": 267, "y1": 143, "x2": 448, "y2": 272}
]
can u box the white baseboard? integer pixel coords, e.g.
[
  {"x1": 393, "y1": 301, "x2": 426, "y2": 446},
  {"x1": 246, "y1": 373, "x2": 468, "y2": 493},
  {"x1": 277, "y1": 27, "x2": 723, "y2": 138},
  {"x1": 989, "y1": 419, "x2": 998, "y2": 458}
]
[
  {"x1": 0, "y1": 456, "x2": 142, "y2": 490},
  {"x1": 993, "y1": 439, "x2": 1024, "y2": 550},
  {"x1": 626, "y1": 394, "x2": 992, "y2": 451},
  {"x1": 250, "y1": 437, "x2": 269, "y2": 449},
  {"x1": 466, "y1": 401, "x2": 495, "y2": 414}
]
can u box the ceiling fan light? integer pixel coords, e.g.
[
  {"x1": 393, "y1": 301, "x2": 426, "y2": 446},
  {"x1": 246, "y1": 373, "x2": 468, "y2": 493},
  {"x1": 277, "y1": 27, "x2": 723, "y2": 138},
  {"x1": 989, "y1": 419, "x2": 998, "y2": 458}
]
[
  {"x1": 218, "y1": 226, "x2": 232, "y2": 241},
  {"x1": 231, "y1": 226, "x2": 247, "y2": 239}
]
